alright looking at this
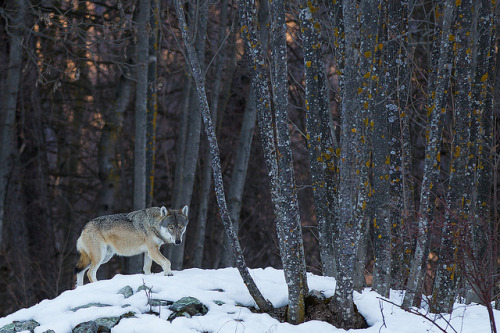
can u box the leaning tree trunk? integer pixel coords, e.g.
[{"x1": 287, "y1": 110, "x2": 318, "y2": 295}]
[
  {"x1": 402, "y1": 0, "x2": 456, "y2": 309},
  {"x1": 172, "y1": 0, "x2": 273, "y2": 313},
  {"x1": 126, "y1": 0, "x2": 150, "y2": 275},
  {"x1": 0, "y1": 0, "x2": 26, "y2": 249}
]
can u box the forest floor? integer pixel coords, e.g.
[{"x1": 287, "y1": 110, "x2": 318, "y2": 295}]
[{"x1": 0, "y1": 267, "x2": 497, "y2": 332}]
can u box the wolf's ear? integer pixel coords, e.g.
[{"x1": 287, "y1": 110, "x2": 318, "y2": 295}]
[
  {"x1": 160, "y1": 206, "x2": 168, "y2": 217},
  {"x1": 181, "y1": 205, "x2": 189, "y2": 216}
]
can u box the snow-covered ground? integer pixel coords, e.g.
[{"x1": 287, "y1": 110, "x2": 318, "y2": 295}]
[{"x1": 0, "y1": 267, "x2": 497, "y2": 332}]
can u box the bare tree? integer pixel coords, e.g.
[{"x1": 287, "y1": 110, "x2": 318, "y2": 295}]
[
  {"x1": 126, "y1": 0, "x2": 150, "y2": 274},
  {"x1": 403, "y1": 0, "x2": 456, "y2": 309},
  {"x1": 0, "y1": 0, "x2": 27, "y2": 248}
]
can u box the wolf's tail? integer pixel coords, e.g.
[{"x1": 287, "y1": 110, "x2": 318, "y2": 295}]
[{"x1": 74, "y1": 249, "x2": 91, "y2": 274}]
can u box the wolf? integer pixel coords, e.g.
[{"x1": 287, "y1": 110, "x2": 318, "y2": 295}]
[{"x1": 75, "y1": 205, "x2": 188, "y2": 286}]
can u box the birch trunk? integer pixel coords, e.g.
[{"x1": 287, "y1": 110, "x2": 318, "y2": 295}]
[
  {"x1": 172, "y1": 0, "x2": 273, "y2": 313},
  {"x1": 403, "y1": 0, "x2": 456, "y2": 308}
]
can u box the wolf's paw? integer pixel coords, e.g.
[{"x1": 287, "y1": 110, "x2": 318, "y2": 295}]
[{"x1": 164, "y1": 271, "x2": 173, "y2": 276}]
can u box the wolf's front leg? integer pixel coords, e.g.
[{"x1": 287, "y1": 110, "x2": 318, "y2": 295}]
[
  {"x1": 147, "y1": 244, "x2": 173, "y2": 276},
  {"x1": 143, "y1": 253, "x2": 153, "y2": 275}
]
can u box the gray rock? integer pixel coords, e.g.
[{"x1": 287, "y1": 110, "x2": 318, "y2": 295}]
[
  {"x1": 168, "y1": 297, "x2": 208, "y2": 321},
  {"x1": 136, "y1": 285, "x2": 152, "y2": 293},
  {"x1": 72, "y1": 321, "x2": 99, "y2": 333},
  {"x1": 117, "y1": 286, "x2": 134, "y2": 298},
  {"x1": 0, "y1": 320, "x2": 40, "y2": 333},
  {"x1": 71, "y1": 303, "x2": 111, "y2": 312},
  {"x1": 148, "y1": 299, "x2": 173, "y2": 307},
  {"x1": 95, "y1": 317, "x2": 121, "y2": 330}
]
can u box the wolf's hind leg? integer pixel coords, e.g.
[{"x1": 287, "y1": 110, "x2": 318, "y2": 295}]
[
  {"x1": 87, "y1": 244, "x2": 106, "y2": 283},
  {"x1": 143, "y1": 253, "x2": 153, "y2": 275}
]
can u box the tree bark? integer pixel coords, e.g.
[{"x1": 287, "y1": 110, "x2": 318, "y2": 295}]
[
  {"x1": 403, "y1": 0, "x2": 456, "y2": 309},
  {"x1": 299, "y1": 0, "x2": 339, "y2": 278},
  {"x1": 170, "y1": 0, "x2": 208, "y2": 270},
  {"x1": 0, "y1": 0, "x2": 27, "y2": 249},
  {"x1": 219, "y1": 88, "x2": 257, "y2": 268},
  {"x1": 126, "y1": 0, "x2": 150, "y2": 274},
  {"x1": 146, "y1": 0, "x2": 160, "y2": 207}
]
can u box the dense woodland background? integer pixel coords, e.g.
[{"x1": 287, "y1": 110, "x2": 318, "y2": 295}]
[{"x1": 0, "y1": 0, "x2": 498, "y2": 328}]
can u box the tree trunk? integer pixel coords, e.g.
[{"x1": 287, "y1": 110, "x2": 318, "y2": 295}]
[
  {"x1": 193, "y1": 0, "x2": 229, "y2": 268},
  {"x1": 0, "y1": 0, "x2": 26, "y2": 249},
  {"x1": 219, "y1": 88, "x2": 257, "y2": 268},
  {"x1": 126, "y1": 0, "x2": 150, "y2": 274},
  {"x1": 269, "y1": 0, "x2": 308, "y2": 324},
  {"x1": 172, "y1": 0, "x2": 273, "y2": 313},
  {"x1": 146, "y1": 0, "x2": 160, "y2": 207},
  {"x1": 403, "y1": 0, "x2": 456, "y2": 309},
  {"x1": 96, "y1": 72, "x2": 132, "y2": 216},
  {"x1": 299, "y1": 0, "x2": 339, "y2": 278},
  {"x1": 170, "y1": 0, "x2": 208, "y2": 270}
]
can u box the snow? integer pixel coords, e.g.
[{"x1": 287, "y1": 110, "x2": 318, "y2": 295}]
[{"x1": 0, "y1": 267, "x2": 497, "y2": 333}]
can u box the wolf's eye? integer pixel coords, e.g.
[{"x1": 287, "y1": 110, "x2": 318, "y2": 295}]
[{"x1": 168, "y1": 225, "x2": 174, "y2": 230}]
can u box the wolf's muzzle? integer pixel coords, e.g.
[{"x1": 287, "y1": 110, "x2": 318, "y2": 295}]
[{"x1": 175, "y1": 239, "x2": 181, "y2": 245}]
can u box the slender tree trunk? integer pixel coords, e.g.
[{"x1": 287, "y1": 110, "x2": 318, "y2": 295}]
[
  {"x1": 170, "y1": 0, "x2": 208, "y2": 270},
  {"x1": 431, "y1": 0, "x2": 473, "y2": 314},
  {"x1": 331, "y1": 0, "x2": 362, "y2": 325},
  {"x1": 219, "y1": 89, "x2": 257, "y2": 268},
  {"x1": 126, "y1": 0, "x2": 150, "y2": 274},
  {"x1": 299, "y1": 0, "x2": 339, "y2": 278},
  {"x1": 0, "y1": 0, "x2": 26, "y2": 249},
  {"x1": 403, "y1": 0, "x2": 456, "y2": 309},
  {"x1": 96, "y1": 73, "x2": 133, "y2": 216},
  {"x1": 194, "y1": 0, "x2": 229, "y2": 268},
  {"x1": 269, "y1": 0, "x2": 308, "y2": 324},
  {"x1": 146, "y1": 0, "x2": 160, "y2": 207},
  {"x1": 388, "y1": 0, "x2": 413, "y2": 291},
  {"x1": 172, "y1": 0, "x2": 273, "y2": 313}
]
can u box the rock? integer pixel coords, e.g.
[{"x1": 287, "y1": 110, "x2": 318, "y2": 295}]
[
  {"x1": 117, "y1": 286, "x2": 133, "y2": 298},
  {"x1": 71, "y1": 303, "x2": 111, "y2": 312},
  {"x1": 72, "y1": 312, "x2": 135, "y2": 333},
  {"x1": 136, "y1": 285, "x2": 152, "y2": 293},
  {"x1": 72, "y1": 321, "x2": 99, "y2": 333},
  {"x1": 0, "y1": 320, "x2": 40, "y2": 333},
  {"x1": 168, "y1": 297, "x2": 208, "y2": 321},
  {"x1": 94, "y1": 317, "x2": 121, "y2": 331},
  {"x1": 214, "y1": 300, "x2": 225, "y2": 306},
  {"x1": 148, "y1": 299, "x2": 173, "y2": 307}
]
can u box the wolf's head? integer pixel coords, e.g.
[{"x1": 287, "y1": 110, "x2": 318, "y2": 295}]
[{"x1": 158, "y1": 205, "x2": 189, "y2": 245}]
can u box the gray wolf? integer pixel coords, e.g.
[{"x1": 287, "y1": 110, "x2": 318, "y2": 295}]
[{"x1": 75, "y1": 205, "x2": 188, "y2": 286}]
